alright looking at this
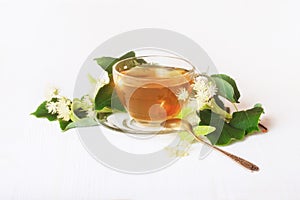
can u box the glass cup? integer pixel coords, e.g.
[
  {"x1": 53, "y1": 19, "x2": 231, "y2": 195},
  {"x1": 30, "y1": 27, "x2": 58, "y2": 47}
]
[{"x1": 112, "y1": 55, "x2": 195, "y2": 126}]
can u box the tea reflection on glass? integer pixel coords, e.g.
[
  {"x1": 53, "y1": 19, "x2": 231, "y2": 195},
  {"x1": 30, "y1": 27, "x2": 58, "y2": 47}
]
[{"x1": 113, "y1": 56, "x2": 194, "y2": 125}]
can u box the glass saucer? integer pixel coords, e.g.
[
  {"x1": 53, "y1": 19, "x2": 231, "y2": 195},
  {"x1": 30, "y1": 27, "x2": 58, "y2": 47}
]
[{"x1": 99, "y1": 112, "x2": 175, "y2": 135}]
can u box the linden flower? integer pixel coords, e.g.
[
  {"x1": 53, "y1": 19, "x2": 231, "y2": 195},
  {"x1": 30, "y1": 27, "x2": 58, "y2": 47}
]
[
  {"x1": 193, "y1": 76, "x2": 217, "y2": 109},
  {"x1": 46, "y1": 101, "x2": 57, "y2": 114},
  {"x1": 56, "y1": 98, "x2": 71, "y2": 121},
  {"x1": 195, "y1": 94, "x2": 210, "y2": 109},
  {"x1": 45, "y1": 87, "x2": 60, "y2": 101},
  {"x1": 82, "y1": 95, "x2": 93, "y2": 107},
  {"x1": 193, "y1": 76, "x2": 208, "y2": 92},
  {"x1": 86, "y1": 108, "x2": 96, "y2": 118},
  {"x1": 207, "y1": 82, "x2": 217, "y2": 98},
  {"x1": 93, "y1": 72, "x2": 110, "y2": 98},
  {"x1": 176, "y1": 88, "x2": 189, "y2": 101}
]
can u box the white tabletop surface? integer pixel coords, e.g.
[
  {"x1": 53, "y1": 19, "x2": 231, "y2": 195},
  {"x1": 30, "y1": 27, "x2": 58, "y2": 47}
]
[{"x1": 1, "y1": 0, "x2": 300, "y2": 199}]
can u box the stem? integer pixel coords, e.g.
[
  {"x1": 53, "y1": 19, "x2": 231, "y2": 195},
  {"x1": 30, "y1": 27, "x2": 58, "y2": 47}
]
[
  {"x1": 232, "y1": 103, "x2": 238, "y2": 111},
  {"x1": 258, "y1": 123, "x2": 268, "y2": 133},
  {"x1": 209, "y1": 98, "x2": 232, "y2": 120}
]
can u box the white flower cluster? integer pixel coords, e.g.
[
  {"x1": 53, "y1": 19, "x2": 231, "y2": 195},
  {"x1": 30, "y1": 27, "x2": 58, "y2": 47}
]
[
  {"x1": 44, "y1": 72, "x2": 110, "y2": 122},
  {"x1": 193, "y1": 76, "x2": 217, "y2": 109},
  {"x1": 45, "y1": 87, "x2": 72, "y2": 121},
  {"x1": 176, "y1": 87, "x2": 189, "y2": 101}
]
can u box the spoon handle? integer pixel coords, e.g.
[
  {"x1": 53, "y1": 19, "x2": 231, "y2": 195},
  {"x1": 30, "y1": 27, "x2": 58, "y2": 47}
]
[
  {"x1": 190, "y1": 131, "x2": 259, "y2": 172},
  {"x1": 211, "y1": 145, "x2": 259, "y2": 171}
]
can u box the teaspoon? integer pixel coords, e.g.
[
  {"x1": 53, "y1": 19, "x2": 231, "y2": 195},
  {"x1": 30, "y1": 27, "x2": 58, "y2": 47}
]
[{"x1": 162, "y1": 118, "x2": 259, "y2": 172}]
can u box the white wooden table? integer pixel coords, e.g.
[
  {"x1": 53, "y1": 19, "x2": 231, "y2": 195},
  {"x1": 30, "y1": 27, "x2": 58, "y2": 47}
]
[{"x1": 1, "y1": 0, "x2": 299, "y2": 199}]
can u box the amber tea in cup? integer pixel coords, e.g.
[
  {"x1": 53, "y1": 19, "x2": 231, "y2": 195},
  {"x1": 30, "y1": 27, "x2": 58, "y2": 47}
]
[{"x1": 113, "y1": 56, "x2": 194, "y2": 125}]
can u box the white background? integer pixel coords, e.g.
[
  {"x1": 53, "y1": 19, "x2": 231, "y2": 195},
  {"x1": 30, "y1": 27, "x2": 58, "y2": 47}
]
[{"x1": 1, "y1": 0, "x2": 300, "y2": 199}]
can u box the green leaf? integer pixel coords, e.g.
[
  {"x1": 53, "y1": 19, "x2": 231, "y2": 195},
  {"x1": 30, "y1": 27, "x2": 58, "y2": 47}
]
[
  {"x1": 178, "y1": 126, "x2": 216, "y2": 143},
  {"x1": 94, "y1": 75, "x2": 126, "y2": 111},
  {"x1": 119, "y1": 51, "x2": 136, "y2": 60},
  {"x1": 63, "y1": 118, "x2": 99, "y2": 131},
  {"x1": 229, "y1": 106, "x2": 264, "y2": 135},
  {"x1": 97, "y1": 106, "x2": 113, "y2": 113},
  {"x1": 59, "y1": 119, "x2": 72, "y2": 131},
  {"x1": 31, "y1": 101, "x2": 57, "y2": 121},
  {"x1": 194, "y1": 126, "x2": 216, "y2": 136},
  {"x1": 94, "y1": 76, "x2": 115, "y2": 110},
  {"x1": 94, "y1": 57, "x2": 117, "y2": 74},
  {"x1": 110, "y1": 93, "x2": 126, "y2": 112},
  {"x1": 176, "y1": 107, "x2": 193, "y2": 119},
  {"x1": 211, "y1": 74, "x2": 240, "y2": 103},
  {"x1": 136, "y1": 58, "x2": 147, "y2": 64},
  {"x1": 254, "y1": 103, "x2": 262, "y2": 108},
  {"x1": 198, "y1": 105, "x2": 264, "y2": 145},
  {"x1": 199, "y1": 109, "x2": 245, "y2": 145},
  {"x1": 211, "y1": 76, "x2": 236, "y2": 103},
  {"x1": 94, "y1": 51, "x2": 136, "y2": 74}
]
